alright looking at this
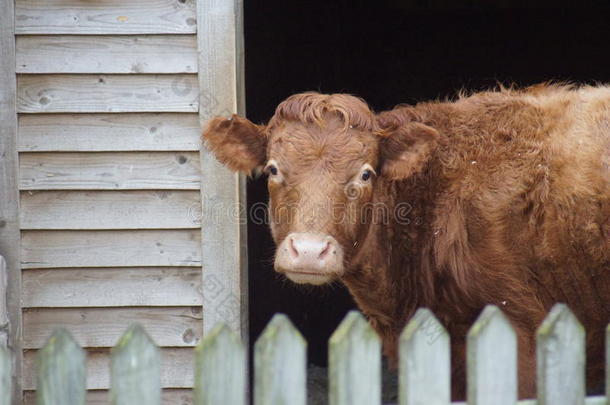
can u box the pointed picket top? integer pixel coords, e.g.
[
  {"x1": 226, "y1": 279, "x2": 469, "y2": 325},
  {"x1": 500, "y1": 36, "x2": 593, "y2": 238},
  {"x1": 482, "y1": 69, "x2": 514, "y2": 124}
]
[
  {"x1": 194, "y1": 323, "x2": 245, "y2": 405},
  {"x1": 399, "y1": 308, "x2": 450, "y2": 405},
  {"x1": 254, "y1": 314, "x2": 306, "y2": 405},
  {"x1": 36, "y1": 328, "x2": 86, "y2": 405},
  {"x1": 537, "y1": 304, "x2": 585, "y2": 405},
  {"x1": 110, "y1": 324, "x2": 160, "y2": 405},
  {"x1": 467, "y1": 305, "x2": 517, "y2": 405},
  {"x1": 0, "y1": 345, "x2": 11, "y2": 405},
  {"x1": 329, "y1": 311, "x2": 381, "y2": 405}
]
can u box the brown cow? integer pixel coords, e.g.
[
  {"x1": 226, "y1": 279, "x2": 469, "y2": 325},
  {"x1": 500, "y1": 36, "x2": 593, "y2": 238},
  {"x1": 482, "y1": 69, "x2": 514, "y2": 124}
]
[{"x1": 203, "y1": 85, "x2": 610, "y2": 399}]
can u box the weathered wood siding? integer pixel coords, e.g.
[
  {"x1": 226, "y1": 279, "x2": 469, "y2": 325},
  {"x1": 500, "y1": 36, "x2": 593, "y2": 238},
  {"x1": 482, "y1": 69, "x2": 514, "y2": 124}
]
[{"x1": 12, "y1": 0, "x2": 246, "y2": 402}]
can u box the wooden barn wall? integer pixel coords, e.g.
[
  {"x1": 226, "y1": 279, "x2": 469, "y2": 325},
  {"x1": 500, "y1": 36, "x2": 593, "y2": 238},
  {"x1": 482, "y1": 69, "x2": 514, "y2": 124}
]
[{"x1": 8, "y1": 0, "x2": 247, "y2": 402}]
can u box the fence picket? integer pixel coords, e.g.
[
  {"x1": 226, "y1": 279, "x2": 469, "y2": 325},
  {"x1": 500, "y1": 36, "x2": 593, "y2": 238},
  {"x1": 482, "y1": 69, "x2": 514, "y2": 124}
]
[
  {"x1": 35, "y1": 329, "x2": 85, "y2": 405},
  {"x1": 0, "y1": 304, "x2": 605, "y2": 403},
  {"x1": 537, "y1": 303, "x2": 585, "y2": 405},
  {"x1": 467, "y1": 305, "x2": 517, "y2": 405},
  {"x1": 0, "y1": 345, "x2": 10, "y2": 405},
  {"x1": 329, "y1": 311, "x2": 381, "y2": 405},
  {"x1": 399, "y1": 308, "x2": 450, "y2": 405},
  {"x1": 254, "y1": 314, "x2": 306, "y2": 405},
  {"x1": 110, "y1": 324, "x2": 161, "y2": 405},
  {"x1": 194, "y1": 324, "x2": 245, "y2": 405}
]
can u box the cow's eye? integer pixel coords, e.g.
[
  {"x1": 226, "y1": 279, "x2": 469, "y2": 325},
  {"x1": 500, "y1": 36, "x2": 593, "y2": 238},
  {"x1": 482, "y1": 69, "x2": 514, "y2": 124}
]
[
  {"x1": 361, "y1": 169, "x2": 373, "y2": 181},
  {"x1": 265, "y1": 161, "x2": 281, "y2": 179}
]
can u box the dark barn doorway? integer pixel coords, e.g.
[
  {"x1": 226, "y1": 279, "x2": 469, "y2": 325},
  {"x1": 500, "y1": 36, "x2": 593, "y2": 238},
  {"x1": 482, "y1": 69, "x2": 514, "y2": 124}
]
[{"x1": 245, "y1": 0, "x2": 610, "y2": 372}]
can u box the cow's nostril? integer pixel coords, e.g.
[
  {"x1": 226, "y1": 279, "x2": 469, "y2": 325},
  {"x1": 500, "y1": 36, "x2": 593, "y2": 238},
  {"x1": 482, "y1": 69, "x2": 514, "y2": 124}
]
[
  {"x1": 288, "y1": 237, "x2": 299, "y2": 258},
  {"x1": 318, "y1": 241, "x2": 331, "y2": 260}
]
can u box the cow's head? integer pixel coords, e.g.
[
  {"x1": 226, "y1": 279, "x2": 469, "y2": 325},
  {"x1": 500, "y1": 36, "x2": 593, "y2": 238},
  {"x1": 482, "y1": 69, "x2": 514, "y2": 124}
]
[{"x1": 203, "y1": 93, "x2": 439, "y2": 285}]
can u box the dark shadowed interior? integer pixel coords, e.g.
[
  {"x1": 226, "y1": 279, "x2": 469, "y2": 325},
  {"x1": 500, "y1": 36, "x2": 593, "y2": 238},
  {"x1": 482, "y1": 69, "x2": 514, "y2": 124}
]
[{"x1": 244, "y1": 0, "x2": 610, "y2": 369}]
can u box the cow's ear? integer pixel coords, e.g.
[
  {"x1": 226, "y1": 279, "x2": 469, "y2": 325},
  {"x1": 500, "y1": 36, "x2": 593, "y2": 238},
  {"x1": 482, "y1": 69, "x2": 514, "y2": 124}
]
[
  {"x1": 378, "y1": 120, "x2": 440, "y2": 181},
  {"x1": 202, "y1": 114, "x2": 267, "y2": 173}
]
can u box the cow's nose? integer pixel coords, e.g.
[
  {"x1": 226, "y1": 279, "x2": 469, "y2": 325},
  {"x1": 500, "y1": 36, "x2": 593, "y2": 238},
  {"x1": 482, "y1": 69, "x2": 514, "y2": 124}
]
[
  {"x1": 275, "y1": 232, "x2": 345, "y2": 284},
  {"x1": 288, "y1": 234, "x2": 333, "y2": 261}
]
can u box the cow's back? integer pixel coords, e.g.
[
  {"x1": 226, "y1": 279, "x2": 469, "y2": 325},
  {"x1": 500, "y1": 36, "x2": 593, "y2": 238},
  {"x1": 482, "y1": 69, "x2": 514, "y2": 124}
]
[{"x1": 422, "y1": 85, "x2": 609, "y2": 392}]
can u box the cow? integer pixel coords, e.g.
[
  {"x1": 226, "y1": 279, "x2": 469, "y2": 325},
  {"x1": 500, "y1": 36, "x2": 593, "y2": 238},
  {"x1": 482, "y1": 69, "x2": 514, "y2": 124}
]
[{"x1": 202, "y1": 84, "x2": 610, "y2": 399}]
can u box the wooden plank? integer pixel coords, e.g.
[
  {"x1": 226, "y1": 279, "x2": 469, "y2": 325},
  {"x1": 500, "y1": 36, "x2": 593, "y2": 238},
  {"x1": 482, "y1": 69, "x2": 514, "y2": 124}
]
[
  {"x1": 22, "y1": 267, "x2": 202, "y2": 308},
  {"x1": 23, "y1": 307, "x2": 203, "y2": 349},
  {"x1": 36, "y1": 329, "x2": 86, "y2": 405},
  {"x1": 235, "y1": 0, "x2": 249, "y2": 344},
  {"x1": 399, "y1": 308, "x2": 450, "y2": 405},
  {"x1": 0, "y1": 258, "x2": 8, "y2": 347},
  {"x1": 537, "y1": 304, "x2": 585, "y2": 405},
  {"x1": 329, "y1": 311, "x2": 381, "y2": 405},
  {"x1": 254, "y1": 314, "x2": 306, "y2": 405},
  {"x1": 16, "y1": 35, "x2": 197, "y2": 74},
  {"x1": 197, "y1": 0, "x2": 248, "y2": 338},
  {"x1": 20, "y1": 152, "x2": 201, "y2": 190},
  {"x1": 24, "y1": 347, "x2": 193, "y2": 390},
  {"x1": 17, "y1": 74, "x2": 199, "y2": 113},
  {"x1": 194, "y1": 324, "x2": 245, "y2": 405},
  {"x1": 20, "y1": 190, "x2": 201, "y2": 230},
  {"x1": 0, "y1": 0, "x2": 23, "y2": 401},
  {"x1": 15, "y1": 0, "x2": 196, "y2": 35},
  {"x1": 467, "y1": 306, "x2": 517, "y2": 405},
  {"x1": 24, "y1": 389, "x2": 193, "y2": 405},
  {"x1": 111, "y1": 325, "x2": 161, "y2": 405},
  {"x1": 21, "y1": 230, "x2": 201, "y2": 269},
  {"x1": 18, "y1": 113, "x2": 200, "y2": 152}
]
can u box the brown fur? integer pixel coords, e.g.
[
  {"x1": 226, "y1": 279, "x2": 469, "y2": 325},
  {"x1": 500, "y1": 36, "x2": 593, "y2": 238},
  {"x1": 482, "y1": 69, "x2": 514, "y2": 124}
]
[{"x1": 202, "y1": 86, "x2": 610, "y2": 400}]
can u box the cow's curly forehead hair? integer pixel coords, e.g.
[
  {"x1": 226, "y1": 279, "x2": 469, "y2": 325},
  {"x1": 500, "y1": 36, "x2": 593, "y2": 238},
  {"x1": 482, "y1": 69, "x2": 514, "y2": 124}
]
[{"x1": 267, "y1": 92, "x2": 379, "y2": 132}]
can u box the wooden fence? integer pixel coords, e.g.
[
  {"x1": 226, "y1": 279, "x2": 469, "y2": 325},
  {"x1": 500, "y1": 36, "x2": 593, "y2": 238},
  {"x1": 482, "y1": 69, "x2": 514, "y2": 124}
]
[{"x1": 0, "y1": 305, "x2": 607, "y2": 404}]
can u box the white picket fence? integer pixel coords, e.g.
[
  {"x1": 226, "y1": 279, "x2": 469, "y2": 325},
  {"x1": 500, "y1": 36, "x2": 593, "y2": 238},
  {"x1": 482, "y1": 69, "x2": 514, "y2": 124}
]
[{"x1": 0, "y1": 304, "x2": 607, "y2": 404}]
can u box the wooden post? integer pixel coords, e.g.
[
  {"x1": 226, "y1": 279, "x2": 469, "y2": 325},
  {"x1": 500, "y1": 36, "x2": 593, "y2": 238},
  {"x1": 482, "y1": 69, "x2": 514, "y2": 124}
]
[
  {"x1": 194, "y1": 323, "x2": 246, "y2": 405},
  {"x1": 537, "y1": 303, "x2": 585, "y2": 405},
  {"x1": 399, "y1": 308, "x2": 450, "y2": 405},
  {"x1": 0, "y1": 260, "x2": 9, "y2": 405},
  {"x1": 254, "y1": 314, "x2": 306, "y2": 405},
  {"x1": 35, "y1": 329, "x2": 86, "y2": 405},
  {"x1": 110, "y1": 324, "x2": 161, "y2": 405},
  {"x1": 0, "y1": 258, "x2": 8, "y2": 348},
  {"x1": 196, "y1": 0, "x2": 248, "y2": 339},
  {"x1": 467, "y1": 305, "x2": 517, "y2": 405},
  {"x1": 0, "y1": 0, "x2": 22, "y2": 401},
  {"x1": 0, "y1": 345, "x2": 11, "y2": 405},
  {"x1": 329, "y1": 311, "x2": 381, "y2": 405}
]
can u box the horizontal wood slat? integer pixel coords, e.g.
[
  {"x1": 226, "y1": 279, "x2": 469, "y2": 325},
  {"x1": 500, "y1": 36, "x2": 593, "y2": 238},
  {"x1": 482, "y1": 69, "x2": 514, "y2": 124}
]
[
  {"x1": 15, "y1": 0, "x2": 197, "y2": 35},
  {"x1": 23, "y1": 347, "x2": 194, "y2": 390},
  {"x1": 21, "y1": 230, "x2": 202, "y2": 268},
  {"x1": 23, "y1": 307, "x2": 203, "y2": 349},
  {"x1": 17, "y1": 74, "x2": 199, "y2": 113},
  {"x1": 22, "y1": 267, "x2": 202, "y2": 308},
  {"x1": 23, "y1": 389, "x2": 193, "y2": 405},
  {"x1": 20, "y1": 190, "x2": 201, "y2": 229},
  {"x1": 20, "y1": 152, "x2": 201, "y2": 190},
  {"x1": 18, "y1": 113, "x2": 201, "y2": 152},
  {"x1": 16, "y1": 35, "x2": 197, "y2": 74}
]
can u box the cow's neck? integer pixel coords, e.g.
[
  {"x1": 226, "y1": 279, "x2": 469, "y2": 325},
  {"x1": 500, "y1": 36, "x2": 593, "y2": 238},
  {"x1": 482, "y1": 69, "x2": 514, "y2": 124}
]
[{"x1": 342, "y1": 171, "x2": 440, "y2": 350}]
